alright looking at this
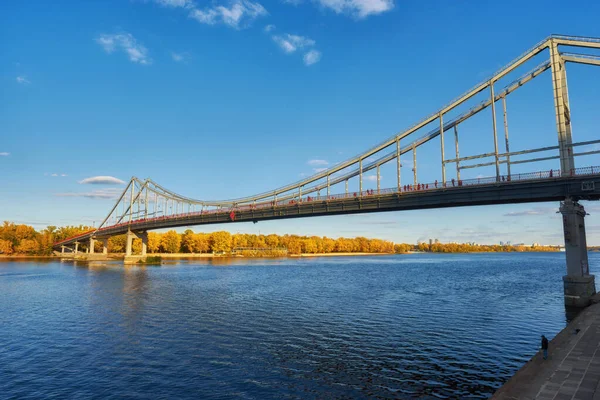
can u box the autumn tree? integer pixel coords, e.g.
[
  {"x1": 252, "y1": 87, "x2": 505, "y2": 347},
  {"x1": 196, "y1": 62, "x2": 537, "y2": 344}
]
[
  {"x1": 109, "y1": 235, "x2": 127, "y2": 253},
  {"x1": 161, "y1": 230, "x2": 181, "y2": 253},
  {"x1": 0, "y1": 239, "x2": 13, "y2": 255},
  {"x1": 193, "y1": 233, "x2": 210, "y2": 253},
  {"x1": 210, "y1": 231, "x2": 232, "y2": 253},
  {"x1": 181, "y1": 229, "x2": 196, "y2": 253},
  {"x1": 147, "y1": 232, "x2": 161, "y2": 253},
  {"x1": 16, "y1": 239, "x2": 40, "y2": 255}
]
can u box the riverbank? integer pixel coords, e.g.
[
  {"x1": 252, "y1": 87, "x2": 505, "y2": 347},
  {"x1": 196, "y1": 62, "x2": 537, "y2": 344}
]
[
  {"x1": 492, "y1": 294, "x2": 600, "y2": 399},
  {"x1": 289, "y1": 252, "x2": 394, "y2": 257}
]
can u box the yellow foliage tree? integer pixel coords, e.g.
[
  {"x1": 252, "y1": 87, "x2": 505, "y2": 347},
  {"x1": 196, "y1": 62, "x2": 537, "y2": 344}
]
[
  {"x1": 210, "y1": 231, "x2": 232, "y2": 253},
  {"x1": 161, "y1": 230, "x2": 181, "y2": 253},
  {"x1": 0, "y1": 239, "x2": 13, "y2": 255},
  {"x1": 147, "y1": 232, "x2": 161, "y2": 253},
  {"x1": 16, "y1": 239, "x2": 40, "y2": 255}
]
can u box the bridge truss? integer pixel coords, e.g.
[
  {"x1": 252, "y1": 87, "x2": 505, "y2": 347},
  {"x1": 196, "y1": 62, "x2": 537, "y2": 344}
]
[{"x1": 56, "y1": 34, "x2": 600, "y2": 247}]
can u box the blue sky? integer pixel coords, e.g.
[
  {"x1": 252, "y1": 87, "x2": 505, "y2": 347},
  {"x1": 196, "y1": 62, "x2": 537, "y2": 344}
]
[{"x1": 2, "y1": 0, "x2": 600, "y2": 245}]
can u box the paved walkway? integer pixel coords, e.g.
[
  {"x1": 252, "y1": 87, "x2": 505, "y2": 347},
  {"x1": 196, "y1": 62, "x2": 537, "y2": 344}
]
[{"x1": 492, "y1": 298, "x2": 600, "y2": 400}]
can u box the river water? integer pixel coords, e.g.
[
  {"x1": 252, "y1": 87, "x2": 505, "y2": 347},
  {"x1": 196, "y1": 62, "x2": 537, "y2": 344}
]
[{"x1": 1, "y1": 253, "x2": 598, "y2": 399}]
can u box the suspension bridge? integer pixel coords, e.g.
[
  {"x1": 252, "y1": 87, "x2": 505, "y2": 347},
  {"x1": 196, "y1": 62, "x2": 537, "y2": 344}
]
[{"x1": 56, "y1": 35, "x2": 600, "y2": 307}]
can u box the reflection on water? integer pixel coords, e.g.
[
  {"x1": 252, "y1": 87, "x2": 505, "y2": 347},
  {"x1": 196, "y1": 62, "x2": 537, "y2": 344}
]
[{"x1": 0, "y1": 253, "x2": 597, "y2": 399}]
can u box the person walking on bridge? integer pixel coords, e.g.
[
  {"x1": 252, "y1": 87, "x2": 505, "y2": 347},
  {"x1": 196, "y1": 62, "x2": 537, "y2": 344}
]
[{"x1": 541, "y1": 335, "x2": 549, "y2": 360}]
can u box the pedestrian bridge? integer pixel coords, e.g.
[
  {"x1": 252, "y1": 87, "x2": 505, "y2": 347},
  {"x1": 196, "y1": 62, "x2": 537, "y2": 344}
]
[{"x1": 56, "y1": 35, "x2": 600, "y2": 307}]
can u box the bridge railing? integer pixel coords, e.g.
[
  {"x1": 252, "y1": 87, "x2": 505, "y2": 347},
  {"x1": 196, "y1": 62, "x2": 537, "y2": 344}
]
[{"x1": 57, "y1": 165, "x2": 600, "y2": 245}]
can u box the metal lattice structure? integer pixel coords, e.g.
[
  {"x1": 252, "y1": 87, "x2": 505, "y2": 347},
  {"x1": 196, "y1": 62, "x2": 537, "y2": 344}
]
[{"x1": 55, "y1": 34, "x2": 600, "y2": 252}]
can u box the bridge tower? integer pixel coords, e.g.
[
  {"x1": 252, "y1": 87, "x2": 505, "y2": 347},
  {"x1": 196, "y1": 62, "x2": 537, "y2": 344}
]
[
  {"x1": 560, "y1": 199, "x2": 596, "y2": 307},
  {"x1": 550, "y1": 38, "x2": 575, "y2": 175},
  {"x1": 551, "y1": 39, "x2": 596, "y2": 307}
]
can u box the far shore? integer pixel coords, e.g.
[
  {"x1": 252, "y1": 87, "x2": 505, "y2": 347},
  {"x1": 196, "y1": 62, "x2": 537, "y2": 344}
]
[
  {"x1": 1, "y1": 252, "x2": 400, "y2": 260},
  {"x1": 0, "y1": 250, "x2": 569, "y2": 261},
  {"x1": 289, "y1": 252, "x2": 394, "y2": 257}
]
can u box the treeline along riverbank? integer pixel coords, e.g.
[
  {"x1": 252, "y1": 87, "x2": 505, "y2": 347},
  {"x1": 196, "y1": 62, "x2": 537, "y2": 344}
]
[{"x1": 0, "y1": 221, "x2": 559, "y2": 257}]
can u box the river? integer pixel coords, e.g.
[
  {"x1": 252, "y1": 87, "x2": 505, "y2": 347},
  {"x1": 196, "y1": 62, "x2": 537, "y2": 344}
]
[{"x1": 1, "y1": 253, "x2": 598, "y2": 399}]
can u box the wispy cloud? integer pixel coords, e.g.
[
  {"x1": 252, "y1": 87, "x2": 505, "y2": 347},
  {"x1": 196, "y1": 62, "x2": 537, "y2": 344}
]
[
  {"x1": 308, "y1": 159, "x2": 329, "y2": 166},
  {"x1": 365, "y1": 175, "x2": 378, "y2": 182},
  {"x1": 171, "y1": 51, "x2": 190, "y2": 62},
  {"x1": 154, "y1": 0, "x2": 194, "y2": 7},
  {"x1": 272, "y1": 33, "x2": 314, "y2": 53},
  {"x1": 316, "y1": 0, "x2": 394, "y2": 18},
  {"x1": 0, "y1": 152, "x2": 9, "y2": 156},
  {"x1": 95, "y1": 32, "x2": 152, "y2": 65},
  {"x1": 264, "y1": 24, "x2": 276, "y2": 32},
  {"x1": 189, "y1": 0, "x2": 268, "y2": 29},
  {"x1": 303, "y1": 49, "x2": 321, "y2": 66},
  {"x1": 55, "y1": 188, "x2": 122, "y2": 200},
  {"x1": 313, "y1": 167, "x2": 328, "y2": 173},
  {"x1": 78, "y1": 176, "x2": 126, "y2": 185},
  {"x1": 503, "y1": 207, "x2": 554, "y2": 217},
  {"x1": 16, "y1": 76, "x2": 30, "y2": 84},
  {"x1": 47, "y1": 173, "x2": 68, "y2": 177}
]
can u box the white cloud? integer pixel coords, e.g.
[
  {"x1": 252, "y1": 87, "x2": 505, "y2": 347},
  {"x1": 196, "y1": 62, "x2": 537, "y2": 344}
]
[
  {"x1": 313, "y1": 167, "x2": 328, "y2": 173},
  {"x1": 272, "y1": 33, "x2": 315, "y2": 53},
  {"x1": 61, "y1": 174, "x2": 68, "y2": 177},
  {"x1": 316, "y1": 0, "x2": 394, "y2": 18},
  {"x1": 171, "y1": 51, "x2": 190, "y2": 62},
  {"x1": 0, "y1": 152, "x2": 9, "y2": 156},
  {"x1": 51, "y1": 173, "x2": 58, "y2": 177},
  {"x1": 365, "y1": 175, "x2": 379, "y2": 182},
  {"x1": 55, "y1": 188, "x2": 122, "y2": 200},
  {"x1": 307, "y1": 159, "x2": 329, "y2": 166},
  {"x1": 78, "y1": 176, "x2": 126, "y2": 185},
  {"x1": 154, "y1": 0, "x2": 194, "y2": 7},
  {"x1": 16, "y1": 76, "x2": 30, "y2": 84},
  {"x1": 95, "y1": 33, "x2": 152, "y2": 65},
  {"x1": 189, "y1": 0, "x2": 268, "y2": 29},
  {"x1": 264, "y1": 24, "x2": 276, "y2": 32},
  {"x1": 303, "y1": 49, "x2": 321, "y2": 65}
]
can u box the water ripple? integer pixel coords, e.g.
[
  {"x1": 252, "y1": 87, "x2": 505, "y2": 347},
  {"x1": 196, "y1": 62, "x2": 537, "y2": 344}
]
[{"x1": 1, "y1": 253, "x2": 597, "y2": 399}]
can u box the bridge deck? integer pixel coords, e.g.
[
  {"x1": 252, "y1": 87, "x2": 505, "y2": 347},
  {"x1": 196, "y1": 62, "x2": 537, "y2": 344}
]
[{"x1": 55, "y1": 168, "x2": 600, "y2": 247}]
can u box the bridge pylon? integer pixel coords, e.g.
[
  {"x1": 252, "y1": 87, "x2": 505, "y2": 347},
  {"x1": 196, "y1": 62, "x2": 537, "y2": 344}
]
[
  {"x1": 550, "y1": 39, "x2": 575, "y2": 175},
  {"x1": 560, "y1": 198, "x2": 596, "y2": 307},
  {"x1": 125, "y1": 230, "x2": 148, "y2": 257}
]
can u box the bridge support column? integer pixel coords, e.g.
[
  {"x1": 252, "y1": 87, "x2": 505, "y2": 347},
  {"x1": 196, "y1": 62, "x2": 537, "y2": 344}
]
[
  {"x1": 140, "y1": 232, "x2": 148, "y2": 256},
  {"x1": 560, "y1": 198, "x2": 596, "y2": 307},
  {"x1": 74, "y1": 241, "x2": 79, "y2": 254},
  {"x1": 102, "y1": 238, "x2": 108, "y2": 255},
  {"x1": 89, "y1": 238, "x2": 95, "y2": 254},
  {"x1": 61, "y1": 246, "x2": 65, "y2": 255},
  {"x1": 126, "y1": 231, "x2": 134, "y2": 256}
]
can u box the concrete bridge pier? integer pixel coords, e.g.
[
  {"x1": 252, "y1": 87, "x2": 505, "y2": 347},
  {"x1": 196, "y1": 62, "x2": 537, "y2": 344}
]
[
  {"x1": 102, "y1": 238, "x2": 108, "y2": 255},
  {"x1": 89, "y1": 237, "x2": 95, "y2": 254},
  {"x1": 125, "y1": 230, "x2": 148, "y2": 256},
  {"x1": 560, "y1": 198, "x2": 596, "y2": 307}
]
